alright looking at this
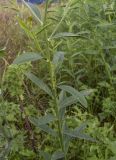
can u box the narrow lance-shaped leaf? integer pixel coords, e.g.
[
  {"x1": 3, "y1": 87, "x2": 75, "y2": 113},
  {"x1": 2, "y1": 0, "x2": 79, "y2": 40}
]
[
  {"x1": 58, "y1": 91, "x2": 66, "y2": 120},
  {"x1": 59, "y1": 96, "x2": 78, "y2": 108},
  {"x1": 39, "y1": 151, "x2": 51, "y2": 160},
  {"x1": 36, "y1": 23, "x2": 52, "y2": 35},
  {"x1": 103, "y1": 45, "x2": 116, "y2": 49},
  {"x1": 22, "y1": 0, "x2": 43, "y2": 25},
  {"x1": 18, "y1": 18, "x2": 34, "y2": 39},
  {"x1": 29, "y1": 114, "x2": 57, "y2": 137},
  {"x1": 80, "y1": 89, "x2": 94, "y2": 97},
  {"x1": 58, "y1": 85, "x2": 87, "y2": 108},
  {"x1": 38, "y1": 124, "x2": 57, "y2": 137},
  {"x1": 109, "y1": 141, "x2": 116, "y2": 155},
  {"x1": 29, "y1": 114, "x2": 56, "y2": 126},
  {"x1": 52, "y1": 31, "x2": 90, "y2": 39},
  {"x1": 97, "y1": 22, "x2": 114, "y2": 28},
  {"x1": 13, "y1": 52, "x2": 42, "y2": 65},
  {"x1": 64, "y1": 123, "x2": 95, "y2": 142},
  {"x1": 63, "y1": 123, "x2": 71, "y2": 153},
  {"x1": 25, "y1": 72, "x2": 53, "y2": 97},
  {"x1": 110, "y1": 157, "x2": 116, "y2": 160},
  {"x1": 51, "y1": 151, "x2": 64, "y2": 160},
  {"x1": 52, "y1": 51, "x2": 65, "y2": 70},
  {"x1": 0, "y1": 140, "x2": 12, "y2": 160}
]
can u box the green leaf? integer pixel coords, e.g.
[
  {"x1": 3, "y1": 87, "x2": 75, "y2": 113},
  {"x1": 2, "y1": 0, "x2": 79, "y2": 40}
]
[
  {"x1": 0, "y1": 140, "x2": 12, "y2": 160},
  {"x1": 39, "y1": 151, "x2": 51, "y2": 160},
  {"x1": 80, "y1": 89, "x2": 94, "y2": 97},
  {"x1": 97, "y1": 22, "x2": 114, "y2": 28},
  {"x1": 88, "y1": 155, "x2": 99, "y2": 160},
  {"x1": 58, "y1": 91, "x2": 66, "y2": 120},
  {"x1": 83, "y1": 50, "x2": 98, "y2": 55},
  {"x1": 109, "y1": 141, "x2": 116, "y2": 155},
  {"x1": 64, "y1": 123, "x2": 95, "y2": 142},
  {"x1": 38, "y1": 124, "x2": 57, "y2": 137},
  {"x1": 59, "y1": 96, "x2": 78, "y2": 108},
  {"x1": 0, "y1": 47, "x2": 5, "y2": 58},
  {"x1": 36, "y1": 23, "x2": 52, "y2": 35},
  {"x1": 29, "y1": 114, "x2": 57, "y2": 136},
  {"x1": 63, "y1": 123, "x2": 71, "y2": 153},
  {"x1": 52, "y1": 31, "x2": 90, "y2": 39},
  {"x1": 51, "y1": 151, "x2": 64, "y2": 160},
  {"x1": 29, "y1": 114, "x2": 56, "y2": 126},
  {"x1": 30, "y1": 115, "x2": 57, "y2": 137},
  {"x1": 22, "y1": 0, "x2": 43, "y2": 25},
  {"x1": 58, "y1": 85, "x2": 87, "y2": 108},
  {"x1": 52, "y1": 51, "x2": 65, "y2": 69},
  {"x1": 25, "y1": 72, "x2": 53, "y2": 97},
  {"x1": 20, "y1": 150, "x2": 35, "y2": 157},
  {"x1": 110, "y1": 157, "x2": 116, "y2": 160},
  {"x1": 18, "y1": 18, "x2": 34, "y2": 39},
  {"x1": 63, "y1": 135, "x2": 70, "y2": 154},
  {"x1": 13, "y1": 52, "x2": 42, "y2": 64},
  {"x1": 103, "y1": 45, "x2": 116, "y2": 49}
]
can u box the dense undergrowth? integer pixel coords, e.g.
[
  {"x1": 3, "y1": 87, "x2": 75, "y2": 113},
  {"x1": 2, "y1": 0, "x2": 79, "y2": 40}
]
[{"x1": 0, "y1": 0, "x2": 116, "y2": 160}]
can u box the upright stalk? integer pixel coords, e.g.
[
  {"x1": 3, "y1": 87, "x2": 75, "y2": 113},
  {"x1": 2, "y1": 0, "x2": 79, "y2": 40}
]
[
  {"x1": 0, "y1": 58, "x2": 8, "y2": 102},
  {"x1": 43, "y1": 0, "x2": 49, "y2": 24},
  {"x1": 43, "y1": 1, "x2": 67, "y2": 159},
  {"x1": 49, "y1": 61, "x2": 67, "y2": 160}
]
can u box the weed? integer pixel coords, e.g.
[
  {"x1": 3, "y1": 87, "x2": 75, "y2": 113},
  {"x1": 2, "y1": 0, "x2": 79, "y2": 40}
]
[{"x1": 0, "y1": 0, "x2": 116, "y2": 159}]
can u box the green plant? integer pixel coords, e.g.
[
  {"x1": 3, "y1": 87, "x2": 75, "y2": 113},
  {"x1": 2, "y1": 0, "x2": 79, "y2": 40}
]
[
  {"x1": 3, "y1": 63, "x2": 31, "y2": 97},
  {"x1": 12, "y1": 0, "x2": 95, "y2": 159},
  {"x1": 0, "y1": 101, "x2": 36, "y2": 160},
  {"x1": 0, "y1": 0, "x2": 116, "y2": 159},
  {"x1": 109, "y1": 141, "x2": 116, "y2": 160},
  {"x1": 65, "y1": 107, "x2": 115, "y2": 160}
]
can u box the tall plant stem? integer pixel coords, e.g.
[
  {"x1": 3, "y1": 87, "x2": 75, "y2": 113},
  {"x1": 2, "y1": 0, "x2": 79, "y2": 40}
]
[
  {"x1": 0, "y1": 58, "x2": 9, "y2": 102},
  {"x1": 49, "y1": 61, "x2": 67, "y2": 160},
  {"x1": 44, "y1": 0, "x2": 49, "y2": 24},
  {"x1": 43, "y1": 2, "x2": 67, "y2": 159}
]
